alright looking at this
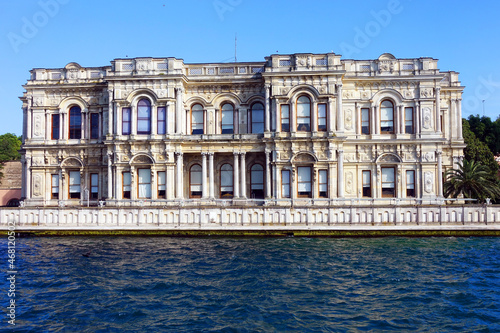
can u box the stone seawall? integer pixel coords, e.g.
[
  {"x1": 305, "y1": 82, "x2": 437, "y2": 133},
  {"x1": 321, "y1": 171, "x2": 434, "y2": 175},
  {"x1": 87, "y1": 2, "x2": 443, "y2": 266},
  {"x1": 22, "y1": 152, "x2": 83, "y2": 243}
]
[{"x1": 2, "y1": 205, "x2": 500, "y2": 233}]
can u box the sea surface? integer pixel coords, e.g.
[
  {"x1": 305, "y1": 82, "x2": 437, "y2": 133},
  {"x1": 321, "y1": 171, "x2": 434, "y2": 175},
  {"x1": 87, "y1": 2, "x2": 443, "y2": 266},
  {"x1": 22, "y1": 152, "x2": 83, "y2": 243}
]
[{"x1": 1, "y1": 236, "x2": 499, "y2": 332}]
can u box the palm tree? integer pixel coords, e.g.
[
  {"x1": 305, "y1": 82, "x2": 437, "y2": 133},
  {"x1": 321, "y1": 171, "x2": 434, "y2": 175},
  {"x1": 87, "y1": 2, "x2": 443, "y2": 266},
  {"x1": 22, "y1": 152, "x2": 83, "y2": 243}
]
[{"x1": 444, "y1": 159, "x2": 500, "y2": 203}]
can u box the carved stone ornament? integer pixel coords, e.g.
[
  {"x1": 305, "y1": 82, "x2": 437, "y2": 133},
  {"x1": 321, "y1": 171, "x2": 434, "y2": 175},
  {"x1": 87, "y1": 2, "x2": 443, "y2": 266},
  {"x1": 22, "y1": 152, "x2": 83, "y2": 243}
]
[
  {"x1": 62, "y1": 158, "x2": 82, "y2": 168},
  {"x1": 33, "y1": 115, "x2": 42, "y2": 137},
  {"x1": 132, "y1": 155, "x2": 153, "y2": 164},
  {"x1": 424, "y1": 171, "x2": 433, "y2": 194},
  {"x1": 378, "y1": 154, "x2": 400, "y2": 163},
  {"x1": 345, "y1": 171, "x2": 353, "y2": 194},
  {"x1": 422, "y1": 107, "x2": 432, "y2": 129},
  {"x1": 293, "y1": 153, "x2": 315, "y2": 163},
  {"x1": 32, "y1": 174, "x2": 42, "y2": 197},
  {"x1": 345, "y1": 109, "x2": 353, "y2": 130}
]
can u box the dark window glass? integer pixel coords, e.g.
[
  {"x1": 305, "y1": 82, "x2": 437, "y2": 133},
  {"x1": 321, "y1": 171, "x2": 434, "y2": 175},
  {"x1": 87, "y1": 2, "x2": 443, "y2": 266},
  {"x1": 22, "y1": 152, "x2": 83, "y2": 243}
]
[
  {"x1": 69, "y1": 106, "x2": 81, "y2": 139},
  {"x1": 52, "y1": 114, "x2": 60, "y2": 140},
  {"x1": 91, "y1": 113, "x2": 99, "y2": 139}
]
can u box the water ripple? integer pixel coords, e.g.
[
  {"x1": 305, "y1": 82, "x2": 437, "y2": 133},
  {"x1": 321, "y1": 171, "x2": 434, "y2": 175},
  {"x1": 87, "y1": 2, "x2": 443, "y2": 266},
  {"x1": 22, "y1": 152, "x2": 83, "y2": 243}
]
[{"x1": 0, "y1": 237, "x2": 499, "y2": 332}]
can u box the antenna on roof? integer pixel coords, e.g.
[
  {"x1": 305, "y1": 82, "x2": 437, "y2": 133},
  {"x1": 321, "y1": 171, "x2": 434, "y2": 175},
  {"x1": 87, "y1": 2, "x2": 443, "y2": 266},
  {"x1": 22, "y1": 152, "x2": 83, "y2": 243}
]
[{"x1": 235, "y1": 33, "x2": 237, "y2": 63}]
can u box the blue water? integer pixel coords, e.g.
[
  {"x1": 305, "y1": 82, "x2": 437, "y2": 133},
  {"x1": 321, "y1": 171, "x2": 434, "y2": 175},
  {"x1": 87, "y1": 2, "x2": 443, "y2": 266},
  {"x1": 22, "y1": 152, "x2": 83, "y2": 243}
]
[{"x1": 1, "y1": 237, "x2": 499, "y2": 332}]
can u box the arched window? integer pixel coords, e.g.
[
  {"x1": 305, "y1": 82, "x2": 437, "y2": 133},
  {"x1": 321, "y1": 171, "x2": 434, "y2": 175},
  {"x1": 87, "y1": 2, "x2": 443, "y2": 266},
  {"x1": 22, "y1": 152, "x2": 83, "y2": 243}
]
[
  {"x1": 380, "y1": 100, "x2": 394, "y2": 134},
  {"x1": 69, "y1": 106, "x2": 82, "y2": 139},
  {"x1": 250, "y1": 164, "x2": 264, "y2": 199},
  {"x1": 190, "y1": 164, "x2": 202, "y2": 198},
  {"x1": 297, "y1": 96, "x2": 311, "y2": 131},
  {"x1": 220, "y1": 163, "x2": 233, "y2": 198},
  {"x1": 191, "y1": 104, "x2": 204, "y2": 134},
  {"x1": 221, "y1": 103, "x2": 234, "y2": 134},
  {"x1": 137, "y1": 99, "x2": 151, "y2": 135},
  {"x1": 250, "y1": 102, "x2": 264, "y2": 133}
]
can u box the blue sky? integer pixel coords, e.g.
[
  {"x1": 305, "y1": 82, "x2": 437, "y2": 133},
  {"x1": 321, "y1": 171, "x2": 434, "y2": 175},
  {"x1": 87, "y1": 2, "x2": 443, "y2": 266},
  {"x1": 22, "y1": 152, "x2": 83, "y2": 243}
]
[{"x1": 1, "y1": 0, "x2": 500, "y2": 136}]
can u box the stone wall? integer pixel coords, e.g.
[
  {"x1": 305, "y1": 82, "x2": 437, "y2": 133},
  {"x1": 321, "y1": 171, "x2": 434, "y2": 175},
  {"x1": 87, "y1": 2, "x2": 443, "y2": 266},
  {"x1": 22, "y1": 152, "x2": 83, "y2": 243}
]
[{"x1": 2, "y1": 205, "x2": 499, "y2": 230}]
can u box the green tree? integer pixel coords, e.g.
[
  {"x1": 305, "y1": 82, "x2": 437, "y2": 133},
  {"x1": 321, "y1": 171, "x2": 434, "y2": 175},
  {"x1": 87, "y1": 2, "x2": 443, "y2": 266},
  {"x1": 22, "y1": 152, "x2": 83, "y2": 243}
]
[
  {"x1": 0, "y1": 133, "x2": 22, "y2": 180},
  {"x1": 462, "y1": 119, "x2": 499, "y2": 176},
  {"x1": 444, "y1": 159, "x2": 500, "y2": 203},
  {"x1": 467, "y1": 114, "x2": 500, "y2": 155}
]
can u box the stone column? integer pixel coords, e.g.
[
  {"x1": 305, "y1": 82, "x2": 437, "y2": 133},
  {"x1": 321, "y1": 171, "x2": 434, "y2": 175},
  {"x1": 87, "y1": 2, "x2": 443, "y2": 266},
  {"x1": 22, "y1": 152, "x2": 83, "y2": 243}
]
[
  {"x1": 336, "y1": 84, "x2": 343, "y2": 132},
  {"x1": 107, "y1": 90, "x2": 113, "y2": 136},
  {"x1": 176, "y1": 88, "x2": 184, "y2": 134},
  {"x1": 415, "y1": 101, "x2": 421, "y2": 137},
  {"x1": 291, "y1": 100, "x2": 297, "y2": 134},
  {"x1": 328, "y1": 97, "x2": 335, "y2": 133},
  {"x1": 58, "y1": 169, "x2": 63, "y2": 201},
  {"x1": 265, "y1": 84, "x2": 270, "y2": 132},
  {"x1": 59, "y1": 111, "x2": 63, "y2": 141},
  {"x1": 176, "y1": 152, "x2": 183, "y2": 199},
  {"x1": 233, "y1": 152, "x2": 239, "y2": 198},
  {"x1": 457, "y1": 98, "x2": 463, "y2": 139},
  {"x1": 209, "y1": 153, "x2": 215, "y2": 199},
  {"x1": 275, "y1": 101, "x2": 281, "y2": 133},
  {"x1": 311, "y1": 102, "x2": 317, "y2": 133},
  {"x1": 240, "y1": 153, "x2": 246, "y2": 198},
  {"x1": 202, "y1": 152, "x2": 208, "y2": 198},
  {"x1": 398, "y1": 105, "x2": 404, "y2": 134},
  {"x1": 151, "y1": 104, "x2": 157, "y2": 135},
  {"x1": 265, "y1": 150, "x2": 271, "y2": 199},
  {"x1": 26, "y1": 157, "x2": 31, "y2": 199},
  {"x1": 435, "y1": 87, "x2": 441, "y2": 133},
  {"x1": 130, "y1": 167, "x2": 136, "y2": 201},
  {"x1": 107, "y1": 152, "x2": 113, "y2": 199},
  {"x1": 27, "y1": 97, "x2": 32, "y2": 140},
  {"x1": 437, "y1": 150, "x2": 443, "y2": 197},
  {"x1": 337, "y1": 149, "x2": 344, "y2": 198},
  {"x1": 116, "y1": 104, "x2": 122, "y2": 136},
  {"x1": 371, "y1": 105, "x2": 377, "y2": 135},
  {"x1": 356, "y1": 104, "x2": 361, "y2": 135}
]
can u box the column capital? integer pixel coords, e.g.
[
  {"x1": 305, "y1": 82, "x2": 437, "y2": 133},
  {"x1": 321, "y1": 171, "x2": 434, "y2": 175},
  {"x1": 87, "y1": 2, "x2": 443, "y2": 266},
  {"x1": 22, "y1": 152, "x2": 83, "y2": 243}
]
[
  {"x1": 201, "y1": 152, "x2": 208, "y2": 156},
  {"x1": 435, "y1": 150, "x2": 442, "y2": 157},
  {"x1": 175, "y1": 152, "x2": 183, "y2": 158}
]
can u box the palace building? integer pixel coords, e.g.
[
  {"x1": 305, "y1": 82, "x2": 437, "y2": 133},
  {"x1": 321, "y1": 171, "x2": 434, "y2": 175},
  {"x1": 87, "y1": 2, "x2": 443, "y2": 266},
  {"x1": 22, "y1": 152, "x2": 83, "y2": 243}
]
[{"x1": 20, "y1": 52, "x2": 465, "y2": 208}]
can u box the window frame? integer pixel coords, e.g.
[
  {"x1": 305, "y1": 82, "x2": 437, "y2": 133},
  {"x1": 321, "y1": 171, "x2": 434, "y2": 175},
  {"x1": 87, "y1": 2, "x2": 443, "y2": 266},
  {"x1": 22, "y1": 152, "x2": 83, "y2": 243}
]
[
  {"x1": 250, "y1": 102, "x2": 265, "y2": 134},
  {"x1": 158, "y1": 171, "x2": 166, "y2": 199},
  {"x1": 280, "y1": 104, "x2": 290, "y2": 132},
  {"x1": 406, "y1": 170, "x2": 415, "y2": 198},
  {"x1": 318, "y1": 169, "x2": 328, "y2": 198},
  {"x1": 122, "y1": 171, "x2": 131, "y2": 199},
  {"x1": 189, "y1": 164, "x2": 202, "y2": 198},
  {"x1": 380, "y1": 100, "x2": 394, "y2": 134},
  {"x1": 137, "y1": 99, "x2": 152, "y2": 135},
  {"x1": 281, "y1": 169, "x2": 291, "y2": 198},
  {"x1": 220, "y1": 163, "x2": 234, "y2": 198},
  {"x1": 317, "y1": 104, "x2": 327, "y2": 132},
  {"x1": 51, "y1": 114, "x2": 60, "y2": 140},
  {"x1": 122, "y1": 107, "x2": 131, "y2": 135},
  {"x1": 191, "y1": 104, "x2": 204, "y2": 135},
  {"x1": 296, "y1": 96, "x2": 311, "y2": 132},
  {"x1": 157, "y1": 107, "x2": 166, "y2": 135},
  {"x1": 69, "y1": 105, "x2": 82, "y2": 139},
  {"x1": 90, "y1": 173, "x2": 99, "y2": 199},
  {"x1": 137, "y1": 168, "x2": 152, "y2": 199},
  {"x1": 221, "y1": 103, "x2": 234, "y2": 134},
  {"x1": 405, "y1": 107, "x2": 414, "y2": 134},
  {"x1": 381, "y1": 167, "x2": 396, "y2": 198},
  {"x1": 361, "y1": 108, "x2": 370, "y2": 135},
  {"x1": 51, "y1": 174, "x2": 59, "y2": 199},
  {"x1": 250, "y1": 164, "x2": 264, "y2": 199},
  {"x1": 90, "y1": 113, "x2": 99, "y2": 139},
  {"x1": 297, "y1": 166, "x2": 312, "y2": 198},
  {"x1": 68, "y1": 170, "x2": 81, "y2": 199},
  {"x1": 362, "y1": 170, "x2": 372, "y2": 198}
]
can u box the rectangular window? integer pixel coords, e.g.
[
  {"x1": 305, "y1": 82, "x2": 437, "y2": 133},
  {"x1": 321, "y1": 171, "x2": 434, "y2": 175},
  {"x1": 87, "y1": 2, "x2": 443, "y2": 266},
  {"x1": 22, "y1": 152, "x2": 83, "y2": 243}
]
[
  {"x1": 281, "y1": 105, "x2": 290, "y2": 132},
  {"x1": 281, "y1": 170, "x2": 291, "y2": 198},
  {"x1": 297, "y1": 103, "x2": 311, "y2": 131},
  {"x1": 221, "y1": 110, "x2": 233, "y2": 134},
  {"x1": 380, "y1": 107, "x2": 394, "y2": 133},
  {"x1": 192, "y1": 109, "x2": 204, "y2": 134},
  {"x1": 52, "y1": 114, "x2": 60, "y2": 140},
  {"x1": 319, "y1": 169, "x2": 328, "y2": 198},
  {"x1": 122, "y1": 172, "x2": 131, "y2": 199},
  {"x1": 158, "y1": 171, "x2": 166, "y2": 199},
  {"x1": 406, "y1": 170, "x2": 415, "y2": 197},
  {"x1": 69, "y1": 171, "x2": 81, "y2": 199},
  {"x1": 51, "y1": 174, "x2": 59, "y2": 199},
  {"x1": 362, "y1": 170, "x2": 371, "y2": 197},
  {"x1": 361, "y1": 108, "x2": 370, "y2": 134},
  {"x1": 90, "y1": 173, "x2": 98, "y2": 199},
  {"x1": 138, "y1": 168, "x2": 151, "y2": 199},
  {"x1": 297, "y1": 166, "x2": 312, "y2": 198},
  {"x1": 122, "y1": 108, "x2": 131, "y2": 135},
  {"x1": 90, "y1": 113, "x2": 99, "y2": 139},
  {"x1": 318, "y1": 104, "x2": 327, "y2": 132},
  {"x1": 157, "y1": 107, "x2": 166, "y2": 135},
  {"x1": 405, "y1": 107, "x2": 414, "y2": 134},
  {"x1": 381, "y1": 167, "x2": 395, "y2": 198}
]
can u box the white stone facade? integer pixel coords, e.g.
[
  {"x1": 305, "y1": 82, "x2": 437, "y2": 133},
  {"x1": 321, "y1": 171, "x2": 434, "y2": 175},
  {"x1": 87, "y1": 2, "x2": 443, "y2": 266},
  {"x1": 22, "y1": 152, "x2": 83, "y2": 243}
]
[{"x1": 20, "y1": 52, "x2": 465, "y2": 208}]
